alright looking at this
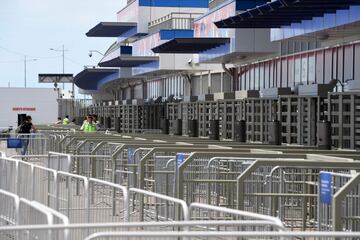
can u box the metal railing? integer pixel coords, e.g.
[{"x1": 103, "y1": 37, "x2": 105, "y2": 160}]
[
  {"x1": 236, "y1": 159, "x2": 360, "y2": 231},
  {"x1": 3, "y1": 130, "x2": 360, "y2": 237},
  {"x1": 27, "y1": 144, "x2": 360, "y2": 232},
  {"x1": 0, "y1": 133, "x2": 49, "y2": 157},
  {"x1": 148, "y1": 12, "x2": 203, "y2": 33},
  {"x1": 83, "y1": 231, "x2": 360, "y2": 240},
  {"x1": 0, "y1": 154, "x2": 287, "y2": 239},
  {"x1": 0, "y1": 189, "x2": 69, "y2": 240},
  {"x1": 0, "y1": 221, "x2": 289, "y2": 240}
]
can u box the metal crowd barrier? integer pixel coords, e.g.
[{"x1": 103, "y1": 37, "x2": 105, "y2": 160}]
[
  {"x1": 236, "y1": 159, "x2": 360, "y2": 231},
  {"x1": 26, "y1": 146, "x2": 360, "y2": 232},
  {"x1": 4, "y1": 131, "x2": 360, "y2": 234},
  {"x1": 2, "y1": 224, "x2": 360, "y2": 239},
  {"x1": 0, "y1": 221, "x2": 286, "y2": 240},
  {"x1": 0, "y1": 133, "x2": 49, "y2": 157},
  {"x1": 0, "y1": 155, "x2": 286, "y2": 239},
  {"x1": 83, "y1": 231, "x2": 360, "y2": 240},
  {"x1": 0, "y1": 189, "x2": 69, "y2": 240}
]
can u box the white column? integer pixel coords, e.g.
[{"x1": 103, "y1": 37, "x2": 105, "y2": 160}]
[
  {"x1": 208, "y1": 70, "x2": 211, "y2": 94},
  {"x1": 220, "y1": 72, "x2": 224, "y2": 92},
  {"x1": 200, "y1": 73, "x2": 203, "y2": 95}
]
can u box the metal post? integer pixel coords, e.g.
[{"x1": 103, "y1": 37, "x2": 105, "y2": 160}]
[
  {"x1": 24, "y1": 56, "x2": 27, "y2": 88},
  {"x1": 62, "y1": 44, "x2": 65, "y2": 90}
]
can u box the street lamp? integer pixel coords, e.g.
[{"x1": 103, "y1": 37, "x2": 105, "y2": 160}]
[
  {"x1": 24, "y1": 56, "x2": 37, "y2": 88},
  {"x1": 88, "y1": 50, "x2": 104, "y2": 57},
  {"x1": 49, "y1": 45, "x2": 75, "y2": 118},
  {"x1": 50, "y1": 45, "x2": 68, "y2": 90}
]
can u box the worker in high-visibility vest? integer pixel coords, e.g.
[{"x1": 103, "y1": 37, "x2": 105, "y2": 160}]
[
  {"x1": 63, "y1": 115, "x2": 70, "y2": 125},
  {"x1": 81, "y1": 115, "x2": 97, "y2": 132}
]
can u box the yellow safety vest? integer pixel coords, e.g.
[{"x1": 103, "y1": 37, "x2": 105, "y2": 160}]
[
  {"x1": 63, "y1": 118, "x2": 70, "y2": 125},
  {"x1": 84, "y1": 122, "x2": 97, "y2": 132}
]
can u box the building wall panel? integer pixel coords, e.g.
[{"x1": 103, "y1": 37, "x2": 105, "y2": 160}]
[{"x1": 235, "y1": 41, "x2": 360, "y2": 91}]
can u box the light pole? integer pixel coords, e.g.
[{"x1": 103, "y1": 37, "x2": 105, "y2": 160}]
[
  {"x1": 88, "y1": 50, "x2": 104, "y2": 57},
  {"x1": 50, "y1": 45, "x2": 68, "y2": 90},
  {"x1": 24, "y1": 56, "x2": 37, "y2": 88},
  {"x1": 50, "y1": 45, "x2": 75, "y2": 118}
]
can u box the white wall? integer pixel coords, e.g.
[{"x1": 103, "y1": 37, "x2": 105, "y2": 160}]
[
  {"x1": 235, "y1": 29, "x2": 280, "y2": 54},
  {"x1": 138, "y1": 6, "x2": 208, "y2": 33},
  {"x1": 0, "y1": 88, "x2": 58, "y2": 127},
  {"x1": 134, "y1": 84, "x2": 143, "y2": 99}
]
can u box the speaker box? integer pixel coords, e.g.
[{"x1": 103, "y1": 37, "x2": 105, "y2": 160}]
[
  {"x1": 174, "y1": 119, "x2": 182, "y2": 136},
  {"x1": 209, "y1": 120, "x2": 220, "y2": 140},
  {"x1": 318, "y1": 121, "x2": 331, "y2": 150},
  {"x1": 115, "y1": 117, "x2": 121, "y2": 133},
  {"x1": 161, "y1": 118, "x2": 169, "y2": 134},
  {"x1": 105, "y1": 117, "x2": 112, "y2": 129},
  {"x1": 234, "y1": 120, "x2": 246, "y2": 142},
  {"x1": 268, "y1": 120, "x2": 281, "y2": 145},
  {"x1": 188, "y1": 119, "x2": 198, "y2": 137}
]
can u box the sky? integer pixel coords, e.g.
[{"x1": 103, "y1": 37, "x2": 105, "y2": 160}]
[{"x1": 0, "y1": 0, "x2": 125, "y2": 91}]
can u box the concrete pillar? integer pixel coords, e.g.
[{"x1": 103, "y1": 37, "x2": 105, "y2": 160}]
[
  {"x1": 220, "y1": 72, "x2": 224, "y2": 92},
  {"x1": 268, "y1": 120, "x2": 281, "y2": 145},
  {"x1": 318, "y1": 121, "x2": 331, "y2": 150},
  {"x1": 130, "y1": 85, "x2": 135, "y2": 99},
  {"x1": 208, "y1": 70, "x2": 211, "y2": 94}
]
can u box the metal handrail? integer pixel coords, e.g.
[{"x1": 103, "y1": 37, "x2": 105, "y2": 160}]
[
  {"x1": 148, "y1": 12, "x2": 203, "y2": 28},
  {"x1": 189, "y1": 203, "x2": 286, "y2": 231},
  {"x1": 84, "y1": 231, "x2": 360, "y2": 240}
]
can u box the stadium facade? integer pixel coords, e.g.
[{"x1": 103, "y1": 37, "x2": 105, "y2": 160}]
[{"x1": 74, "y1": 0, "x2": 360, "y2": 149}]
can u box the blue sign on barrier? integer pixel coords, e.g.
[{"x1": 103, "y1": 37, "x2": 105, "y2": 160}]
[
  {"x1": 176, "y1": 153, "x2": 185, "y2": 168},
  {"x1": 7, "y1": 138, "x2": 22, "y2": 149},
  {"x1": 128, "y1": 147, "x2": 133, "y2": 163},
  {"x1": 320, "y1": 172, "x2": 332, "y2": 205}
]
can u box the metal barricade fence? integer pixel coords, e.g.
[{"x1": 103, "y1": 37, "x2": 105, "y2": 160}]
[
  {"x1": 0, "y1": 156, "x2": 195, "y2": 223},
  {"x1": 0, "y1": 189, "x2": 69, "y2": 240},
  {"x1": 129, "y1": 188, "x2": 188, "y2": 222},
  {"x1": 0, "y1": 221, "x2": 289, "y2": 240},
  {"x1": 115, "y1": 146, "x2": 153, "y2": 188},
  {"x1": 10, "y1": 151, "x2": 72, "y2": 171},
  {"x1": 64, "y1": 141, "x2": 275, "y2": 190},
  {"x1": 138, "y1": 150, "x2": 299, "y2": 203},
  {"x1": 2, "y1": 224, "x2": 360, "y2": 240},
  {"x1": 26, "y1": 164, "x2": 58, "y2": 210},
  {"x1": 18, "y1": 198, "x2": 56, "y2": 240},
  {"x1": 89, "y1": 142, "x2": 123, "y2": 182},
  {"x1": 153, "y1": 155, "x2": 176, "y2": 198},
  {"x1": 138, "y1": 148, "x2": 252, "y2": 193},
  {"x1": 317, "y1": 171, "x2": 354, "y2": 231},
  {"x1": 88, "y1": 178, "x2": 129, "y2": 224},
  {"x1": 0, "y1": 133, "x2": 50, "y2": 156},
  {"x1": 16, "y1": 133, "x2": 49, "y2": 155},
  {"x1": 0, "y1": 156, "x2": 18, "y2": 193},
  {"x1": 265, "y1": 166, "x2": 359, "y2": 230},
  {"x1": 0, "y1": 136, "x2": 17, "y2": 157},
  {"x1": 188, "y1": 203, "x2": 285, "y2": 232},
  {"x1": 1, "y1": 154, "x2": 283, "y2": 224},
  {"x1": 3, "y1": 149, "x2": 360, "y2": 235},
  {"x1": 0, "y1": 190, "x2": 19, "y2": 226},
  {"x1": 331, "y1": 172, "x2": 360, "y2": 231},
  {"x1": 57, "y1": 172, "x2": 89, "y2": 225},
  {"x1": 83, "y1": 230, "x2": 360, "y2": 240},
  {"x1": 178, "y1": 154, "x2": 255, "y2": 208},
  {"x1": 236, "y1": 159, "x2": 360, "y2": 231},
  {"x1": 4, "y1": 152, "x2": 360, "y2": 238}
]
